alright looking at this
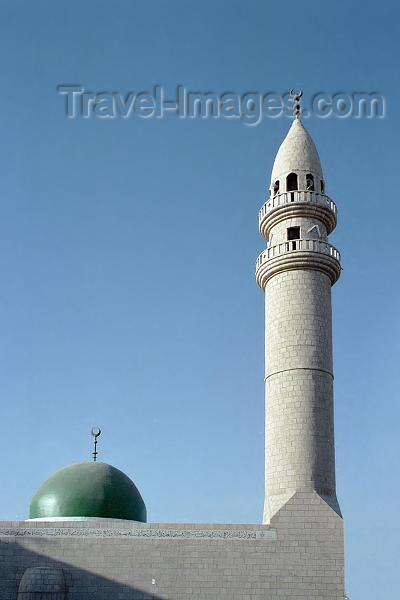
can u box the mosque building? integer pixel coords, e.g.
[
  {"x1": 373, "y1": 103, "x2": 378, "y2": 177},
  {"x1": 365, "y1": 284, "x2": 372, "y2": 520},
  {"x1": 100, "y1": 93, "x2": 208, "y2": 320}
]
[{"x1": 0, "y1": 96, "x2": 347, "y2": 599}]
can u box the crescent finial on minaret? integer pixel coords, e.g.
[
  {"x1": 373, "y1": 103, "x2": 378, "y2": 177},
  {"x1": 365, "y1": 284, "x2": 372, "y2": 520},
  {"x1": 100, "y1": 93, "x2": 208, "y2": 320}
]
[{"x1": 289, "y1": 89, "x2": 303, "y2": 119}]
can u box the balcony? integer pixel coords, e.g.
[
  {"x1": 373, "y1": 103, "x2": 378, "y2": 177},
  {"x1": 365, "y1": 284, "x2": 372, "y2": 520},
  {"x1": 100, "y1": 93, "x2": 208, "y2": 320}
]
[
  {"x1": 259, "y1": 190, "x2": 337, "y2": 238},
  {"x1": 255, "y1": 238, "x2": 341, "y2": 289}
]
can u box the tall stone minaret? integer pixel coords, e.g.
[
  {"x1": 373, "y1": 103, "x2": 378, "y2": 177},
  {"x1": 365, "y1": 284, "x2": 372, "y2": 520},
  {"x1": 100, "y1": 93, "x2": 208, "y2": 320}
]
[{"x1": 256, "y1": 107, "x2": 341, "y2": 524}]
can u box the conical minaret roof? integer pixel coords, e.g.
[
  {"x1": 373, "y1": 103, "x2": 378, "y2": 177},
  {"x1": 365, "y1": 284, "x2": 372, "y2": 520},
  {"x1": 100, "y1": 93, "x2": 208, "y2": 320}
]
[{"x1": 270, "y1": 119, "x2": 323, "y2": 185}]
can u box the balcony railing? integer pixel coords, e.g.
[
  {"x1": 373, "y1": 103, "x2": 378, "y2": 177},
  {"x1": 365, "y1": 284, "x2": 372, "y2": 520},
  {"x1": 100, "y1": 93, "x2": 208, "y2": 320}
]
[
  {"x1": 256, "y1": 238, "x2": 341, "y2": 269},
  {"x1": 259, "y1": 190, "x2": 337, "y2": 223}
]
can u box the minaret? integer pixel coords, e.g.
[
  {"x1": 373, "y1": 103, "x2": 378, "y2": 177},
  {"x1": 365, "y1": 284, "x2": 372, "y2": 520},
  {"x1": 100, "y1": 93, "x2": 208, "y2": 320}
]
[{"x1": 256, "y1": 96, "x2": 341, "y2": 524}]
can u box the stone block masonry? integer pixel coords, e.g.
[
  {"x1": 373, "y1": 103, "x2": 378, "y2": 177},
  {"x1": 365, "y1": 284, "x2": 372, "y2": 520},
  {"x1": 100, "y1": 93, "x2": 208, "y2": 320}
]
[{"x1": 0, "y1": 499, "x2": 344, "y2": 599}]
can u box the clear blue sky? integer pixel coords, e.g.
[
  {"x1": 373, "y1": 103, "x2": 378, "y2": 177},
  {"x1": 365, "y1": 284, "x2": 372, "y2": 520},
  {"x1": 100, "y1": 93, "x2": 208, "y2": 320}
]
[{"x1": 0, "y1": 1, "x2": 398, "y2": 598}]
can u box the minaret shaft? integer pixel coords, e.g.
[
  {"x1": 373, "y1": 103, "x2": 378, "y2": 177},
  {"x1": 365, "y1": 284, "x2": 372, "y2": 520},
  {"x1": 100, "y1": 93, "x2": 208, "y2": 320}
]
[{"x1": 264, "y1": 269, "x2": 338, "y2": 523}]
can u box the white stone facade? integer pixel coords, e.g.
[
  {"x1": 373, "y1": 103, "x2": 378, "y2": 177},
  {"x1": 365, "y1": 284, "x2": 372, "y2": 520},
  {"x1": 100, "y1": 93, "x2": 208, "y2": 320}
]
[{"x1": 0, "y1": 511, "x2": 345, "y2": 599}]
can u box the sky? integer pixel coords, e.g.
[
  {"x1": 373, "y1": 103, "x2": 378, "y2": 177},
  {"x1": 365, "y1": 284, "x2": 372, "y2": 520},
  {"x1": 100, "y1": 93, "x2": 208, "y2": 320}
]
[{"x1": 0, "y1": 0, "x2": 398, "y2": 597}]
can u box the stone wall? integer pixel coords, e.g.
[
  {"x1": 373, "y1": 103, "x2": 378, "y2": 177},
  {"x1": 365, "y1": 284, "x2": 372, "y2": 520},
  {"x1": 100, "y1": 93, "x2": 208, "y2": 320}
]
[{"x1": 0, "y1": 493, "x2": 345, "y2": 599}]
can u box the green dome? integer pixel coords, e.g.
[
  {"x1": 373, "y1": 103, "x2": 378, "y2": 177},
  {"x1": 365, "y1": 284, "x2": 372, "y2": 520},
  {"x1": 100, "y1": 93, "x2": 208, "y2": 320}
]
[{"x1": 29, "y1": 461, "x2": 146, "y2": 522}]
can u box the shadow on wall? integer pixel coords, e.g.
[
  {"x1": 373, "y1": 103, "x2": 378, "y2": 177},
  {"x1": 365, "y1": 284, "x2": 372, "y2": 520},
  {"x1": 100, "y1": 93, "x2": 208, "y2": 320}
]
[{"x1": 0, "y1": 541, "x2": 163, "y2": 600}]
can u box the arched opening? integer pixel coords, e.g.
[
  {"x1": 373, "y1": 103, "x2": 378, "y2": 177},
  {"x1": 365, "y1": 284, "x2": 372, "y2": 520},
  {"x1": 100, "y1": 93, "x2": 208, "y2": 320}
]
[
  {"x1": 286, "y1": 172, "x2": 298, "y2": 192},
  {"x1": 320, "y1": 179, "x2": 325, "y2": 194},
  {"x1": 18, "y1": 567, "x2": 66, "y2": 599},
  {"x1": 273, "y1": 180, "x2": 279, "y2": 196},
  {"x1": 306, "y1": 173, "x2": 314, "y2": 191}
]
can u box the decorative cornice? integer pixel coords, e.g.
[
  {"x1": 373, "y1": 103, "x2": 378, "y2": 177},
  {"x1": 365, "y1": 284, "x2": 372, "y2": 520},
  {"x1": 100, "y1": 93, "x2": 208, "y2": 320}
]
[
  {"x1": 259, "y1": 191, "x2": 337, "y2": 238},
  {"x1": 255, "y1": 240, "x2": 341, "y2": 288}
]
